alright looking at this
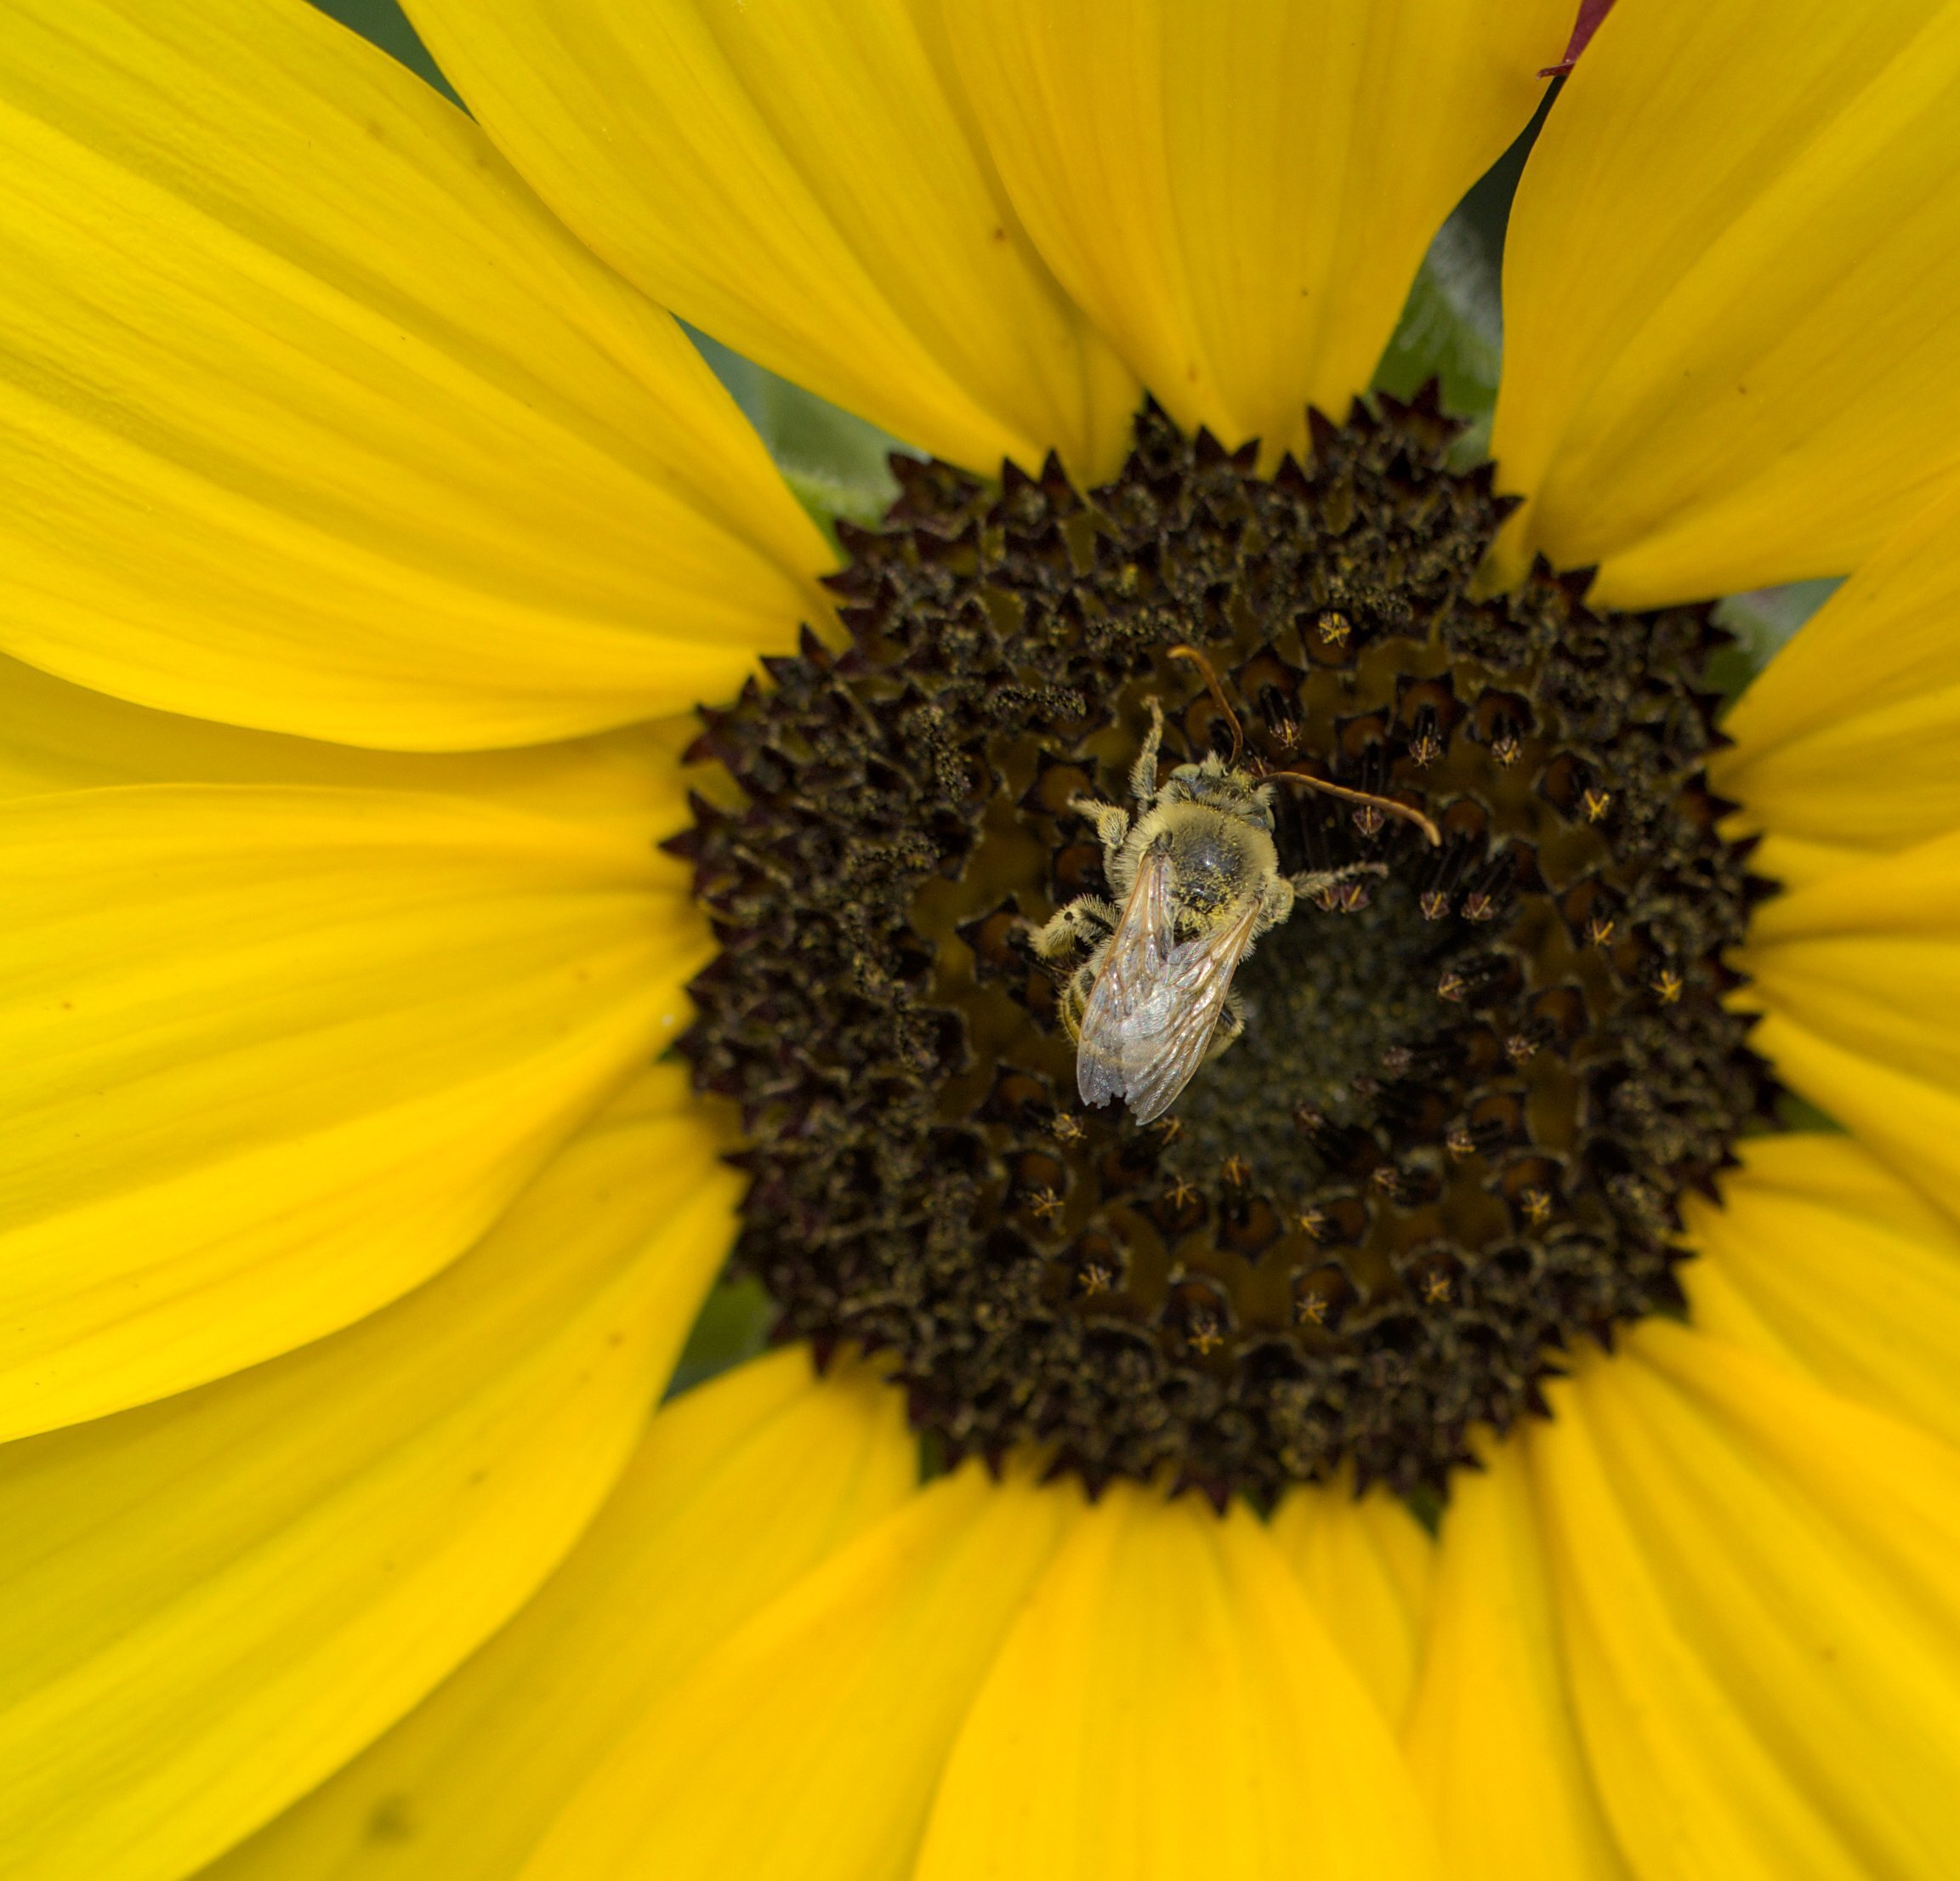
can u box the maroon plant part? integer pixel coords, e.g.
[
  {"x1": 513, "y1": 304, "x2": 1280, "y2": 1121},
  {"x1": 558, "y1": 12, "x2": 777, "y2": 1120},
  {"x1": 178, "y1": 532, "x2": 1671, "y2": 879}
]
[{"x1": 1541, "y1": 0, "x2": 1617, "y2": 77}]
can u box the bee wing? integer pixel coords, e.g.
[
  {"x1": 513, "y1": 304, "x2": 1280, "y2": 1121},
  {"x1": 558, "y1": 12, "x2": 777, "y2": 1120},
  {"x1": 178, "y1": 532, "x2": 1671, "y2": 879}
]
[
  {"x1": 1076, "y1": 845, "x2": 1178, "y2": 1111},
  {"x1": 1114, "y1": 895, "x2": 1263, "y2": 1124}
]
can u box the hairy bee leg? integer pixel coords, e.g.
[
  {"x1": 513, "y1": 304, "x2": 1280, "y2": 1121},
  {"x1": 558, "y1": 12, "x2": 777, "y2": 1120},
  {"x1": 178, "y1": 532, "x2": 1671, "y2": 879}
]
[
  {"x1": 1202, "y1": 992, "x2": 1247, "y2": 1063},
  {"x1": 1128, "y1": 697, "x2": 1167, "y2": 809},
  {"x1": 1290, "y1": 860, "x2": 1390, "y2": 899},
  {"x1": 1028, "y1": 895, "x2": 1118, "y2": 961},
  {"x1": 1061, "y1": 961, "x2": 1099, "y2": 1042},
  {"x1": 1065, "y1": 795, "x2": 1131, "y2": 877}
]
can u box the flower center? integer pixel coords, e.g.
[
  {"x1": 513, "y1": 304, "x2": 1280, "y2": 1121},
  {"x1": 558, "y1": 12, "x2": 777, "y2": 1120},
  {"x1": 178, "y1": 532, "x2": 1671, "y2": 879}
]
[{"x1": 674, "y1": 390, "x2": 1776, "y2": 1501}]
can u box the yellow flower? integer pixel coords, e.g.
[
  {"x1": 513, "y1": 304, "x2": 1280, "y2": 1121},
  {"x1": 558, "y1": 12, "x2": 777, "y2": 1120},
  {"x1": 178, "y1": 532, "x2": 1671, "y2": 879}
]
[{"x1": 4, "y1": 0, "x2": 1960, "y2": 1878}]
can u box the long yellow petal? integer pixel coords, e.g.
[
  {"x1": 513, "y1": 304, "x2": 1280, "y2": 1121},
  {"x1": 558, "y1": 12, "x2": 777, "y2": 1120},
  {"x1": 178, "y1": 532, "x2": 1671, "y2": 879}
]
[
  {"x1": 0, "y1": 784, "x2": 693, "y2": 1440},
  {"x1": 0, "y1": 650, "x2": 699, "y2": 838},
  {"x1": 200, "y1": 1350, "x2": 918, "y2": 1881},
  {"x1": 1571, "y1": 1327, "x2": 1960, "y2": 1879},
  {"x1": 1681, "y1": 1133, "x2": 1960, "y2": 1449},
  {"x1": 1740, "y1": 830, "x2": 1960, "y2": 1215},
  {"x1": 1491, "y1": 0, "x2": 1960, "y2": 605},
  {"x1": 0, "y1": 0, "x2": 828, "y2": 750},
  {"x1": 508, "y1": 1456, "x2": 1071, "y2": 1881},
  {"x1": 1404, "y1": 1450, "x2": 1630, "y2": 1881},
  {"x1": 1525, "y1": 1363, "x2": 1870, "y2": 1881},
  {"x1": 1269, "y1": 1475, "x2": 1435, "y2": 1727},
  {"x1": 0, "y1": 1063, "x2": 736, "y2": 1881},
  {"x1": 914, "y1": 1485, "x2": 1442, "y2": 1881},
  {"x1": 946, "y1": 0, "x2": 1569, "y2": 467},
  {"x1": 401, "y1": 0, "x2": 1137, "y2": 477},
  {"x1": 1716, "y1": 472, "x2": 1960, "y2": 855}
]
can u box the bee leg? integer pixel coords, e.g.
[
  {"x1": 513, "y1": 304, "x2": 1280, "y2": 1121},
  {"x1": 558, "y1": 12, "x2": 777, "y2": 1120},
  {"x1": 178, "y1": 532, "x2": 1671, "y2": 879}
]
[
  {"x1": 1065, "y1": 796, "x2": 1131, "y2": 876},
  {"x1": 1203, "y1": 992, "x2": 1247, "y2": 1063},
  {"x1": 1061, "y1": 961, "x2": 1099, "y2": 1042},
  {"x1": 1290, "y1": 861, "x2": 1390, "y2": 901},
  {"x1": 1028, "y1": 895, "x2": 1118, "y2": 961},
  {"x1": 1128, "y1": 697, "x2": 1167, "y2": 809}
]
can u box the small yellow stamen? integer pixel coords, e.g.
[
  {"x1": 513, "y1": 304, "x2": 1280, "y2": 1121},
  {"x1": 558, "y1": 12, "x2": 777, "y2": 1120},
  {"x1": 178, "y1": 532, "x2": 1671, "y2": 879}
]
[{"x1": 1583, "y1": 788, "x2": 1612, "y2": 822}]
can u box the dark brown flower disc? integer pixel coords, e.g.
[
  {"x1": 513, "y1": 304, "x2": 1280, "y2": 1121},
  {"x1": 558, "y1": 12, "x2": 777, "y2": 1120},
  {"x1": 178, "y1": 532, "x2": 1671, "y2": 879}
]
[{"x1": 671, "y1": 388, "x2": 1776, "y2": 1502}]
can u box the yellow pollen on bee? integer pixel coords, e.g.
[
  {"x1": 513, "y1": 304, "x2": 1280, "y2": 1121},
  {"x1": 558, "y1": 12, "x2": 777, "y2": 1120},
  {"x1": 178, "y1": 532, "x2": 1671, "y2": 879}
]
[
  {"x1": 1583, "y1": 788, "x2": 1612, "y2": 821},
  {"x1": 1317, "y1": 611, "x2": 1351, "y2": 647}
]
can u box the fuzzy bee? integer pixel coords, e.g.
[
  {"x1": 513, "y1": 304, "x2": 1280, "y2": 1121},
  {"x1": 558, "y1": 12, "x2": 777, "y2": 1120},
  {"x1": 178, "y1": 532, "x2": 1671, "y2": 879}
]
[{"x1": 1031, "y1": 651, "x2": 1439, "y2": 1124}]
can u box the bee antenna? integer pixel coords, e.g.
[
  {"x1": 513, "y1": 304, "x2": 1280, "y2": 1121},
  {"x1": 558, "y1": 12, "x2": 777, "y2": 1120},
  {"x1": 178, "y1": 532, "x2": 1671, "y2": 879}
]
[
  {"x1": 1268, "y1": 768, "x2": 1443, "y2": 847},
  {"x1": 1167, "y1": 645, "x2": 1242, "y2": 767}
]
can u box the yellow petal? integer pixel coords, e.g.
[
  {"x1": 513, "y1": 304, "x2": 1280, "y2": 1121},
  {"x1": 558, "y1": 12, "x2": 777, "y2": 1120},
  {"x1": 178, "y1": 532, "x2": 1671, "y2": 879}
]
[
  {"x1": 0, "y1": 1063, "x2": 736, "y2": 1881},
  {"x1": 0, "y1": 784, "x2": 694, "y2": 1440},
  {"x1": 0, "y1": 649, "x2": 697, "y2": 838},
  {"x1": 1404, "y1": 1449, "x2": 1629, "y2": 1881},
  {"x1": 1564, "y1": 1326, "x2": 1960, "y2": 1880},
  {"x1": 1681, "y1": 1133, "x2": 1960, "y2": 1448},
  {"x1": 914, "y1": 1486, "x2": 1442, "y2": 1881},
  {"x1": 1525, "y1": 1361, "x2": 1871, "y2": 1881},
  {"x1": 1716, "y1": 472, "x2": 1960, "y2": 855},
  {"x1": 402, "y1": 0, "x2": 1137, "y2": 477},
  {"x1": 512, "y1": 1457, "x2": 1072, "y2": 1881},
  {"x1": 1269, "y1": 1475, "x2": 1435, "y2": 1725},
  {"x1": 200, "y1": 1350, "x2": 918, "y2": 1881},
  {"x1": 0, "y1": 0, "x2": 827, "y2": 751},
  {"x1": 1491, "y1": 0, "x2": 1960, "y2": 605},
  {"x1": 1740, "y1": 830, "x2": 1960, "y2": 1214},
  {"x1": 945, "y1": 0, "x2": 1570, "y2": 467}
]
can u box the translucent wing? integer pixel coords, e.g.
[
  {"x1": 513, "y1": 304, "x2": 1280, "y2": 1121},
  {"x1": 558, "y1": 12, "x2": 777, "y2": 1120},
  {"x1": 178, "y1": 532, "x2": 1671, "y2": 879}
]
[
  {"x1": 1115, "y1": 896, "x2": 1263, "y2": 1124},
  {"x1": 1077, "y1": 850, "x2": 1262, "y2": 1123},
  {"x1": 1076, "y1": 845, "x2": 1178, "y2": 1112}
]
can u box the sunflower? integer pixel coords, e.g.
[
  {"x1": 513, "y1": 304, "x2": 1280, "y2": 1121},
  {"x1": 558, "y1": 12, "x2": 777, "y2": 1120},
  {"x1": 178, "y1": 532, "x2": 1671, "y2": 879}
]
[{"x1": 5, "y1": 0, "x2": 1960, "y2": 1875}]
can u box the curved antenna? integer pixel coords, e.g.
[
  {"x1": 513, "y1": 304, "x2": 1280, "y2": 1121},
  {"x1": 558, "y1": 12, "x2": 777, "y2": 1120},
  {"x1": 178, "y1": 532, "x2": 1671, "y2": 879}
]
[
  {"x1": 1268, "y1": 768, "x2": 1443, "y2": 847},
  {"x1": 1167, "y1": 644, "x2": 1242, "y2": 767}
]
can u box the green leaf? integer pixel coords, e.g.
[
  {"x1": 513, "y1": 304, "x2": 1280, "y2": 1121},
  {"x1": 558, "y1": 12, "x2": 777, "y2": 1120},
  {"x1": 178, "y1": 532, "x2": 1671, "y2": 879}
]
[
  {"x1": 304, "y1": 0, "x2": 458, "y2": 103},
  {"x1": 663, "y1": 1275, "x2": 776, "y2": 1401},
  {"x1": 687, "y1": 328, "x2": 917, "y2": 540},
  {"x1": 1374, "y1": 213, "x2": 1503, "y2": 454},
  {"x1": 1707, "y1": 578, "x2": 1840, "y2": 706}
]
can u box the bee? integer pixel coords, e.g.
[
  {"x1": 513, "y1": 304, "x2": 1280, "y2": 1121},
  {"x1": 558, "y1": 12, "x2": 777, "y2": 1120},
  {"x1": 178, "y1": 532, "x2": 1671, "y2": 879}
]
[{"x1": 1031, "y1": 649, "x2": 1440, "y2": 1124}]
